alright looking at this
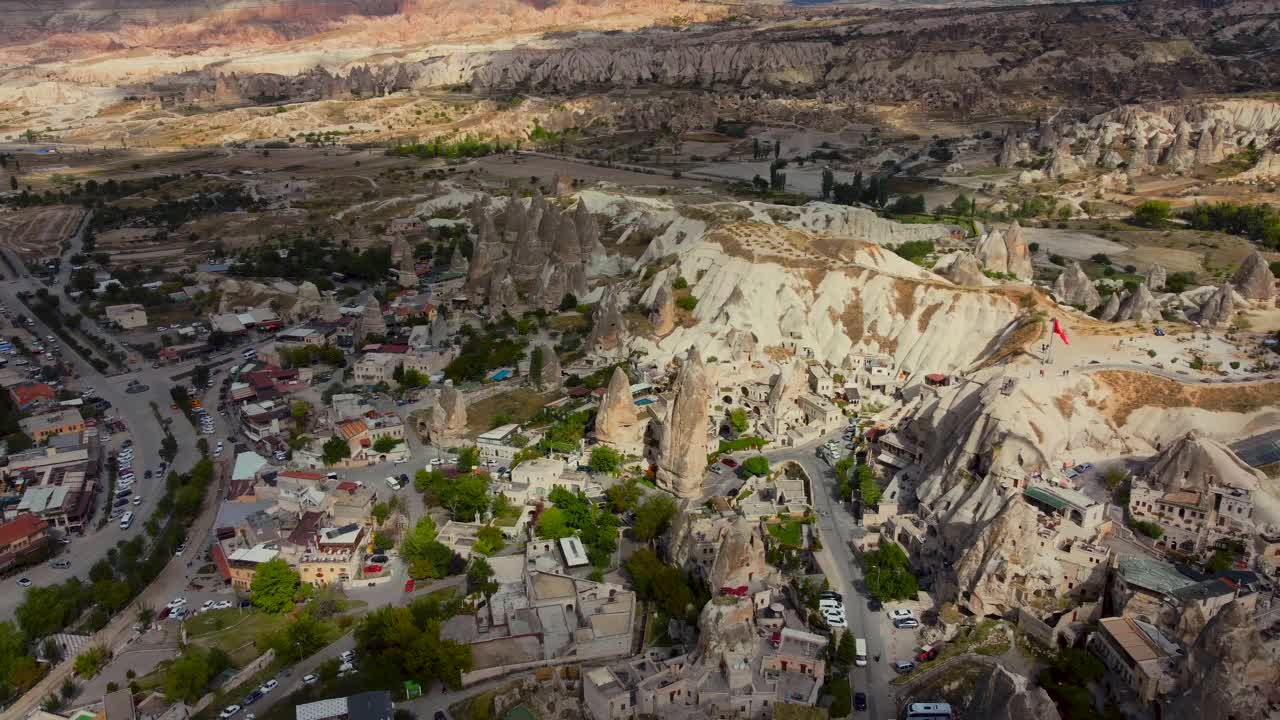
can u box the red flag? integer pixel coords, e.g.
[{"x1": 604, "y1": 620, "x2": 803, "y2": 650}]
[{"x1": 1052, "y1": 318, "x2": 1069, "y2": 345}]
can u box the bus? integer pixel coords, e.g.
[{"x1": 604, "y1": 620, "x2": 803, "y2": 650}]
[
  {"x1": 905, "y1": 703, "x2": 952, "y2": 719},
  {"x1": 854, "y1": 637, "x2": 867, "y2": 667},
  {"x1": 120, "y1": 511, "x2": 134, "y2": 530}
]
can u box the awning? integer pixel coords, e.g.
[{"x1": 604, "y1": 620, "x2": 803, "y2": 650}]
[{"x1": 877, "y1": 452, "x2": 908, "y2": 469}]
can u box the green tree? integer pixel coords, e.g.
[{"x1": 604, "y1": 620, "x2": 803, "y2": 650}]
[
  {"x1": 73, "y1": 646, "x2": 108, "y2": 678},
  {"x1": 473, "y1": 526, "x2": 506, "y2": 556},
  {"x1": 604, "y1": 479, "x2": 642, "y2": 514},
  {"x1": 728, "y1": 408, "x2": 749, "y2": 434},
  {"x1": 529, "y1": 346, "x2": 544, "y2": 387},
  {"x1": 536, "y1": 507, "x2": 572, "y2": 539},
  {"x1": 322, "y1": 436, "x2": 351, "y2": 465},
  {"x1": 275, "y1": 613, "x2": 328, "y2": 661},
  {"x1": 291, "y1": 400, "x2": 311, "y2": 425},
  {"x1": 625, "y1": 548, "x2": 692, "y2": 620},
  {"x1": 862, "y1": 543, "x2": 918, "y2": 602},
  {"x1": 1132, "y1": 200, "x2": 1171, "y2": 228},
  {"x1": 588, "y1": 446, "x2": 623, "y2": 474},
  {"x1": 456, "y1": 446, "x2": 480, "y2": 473},
  {"x1": 163, "y1": 646, "x2": 230, "y2": 702},
  {"x1": 857, "y1": 464, "x2": 881, "y2": 506},
  {"x1": 372, "y1": 502, "x2": 391, "y2": 526},
  {"x1": 467, "y1": 557, "x2": 499, "y2": 599},
  {"x1": 250, "y1": 559, "x2": 301, "y2": 613},
  {"x1": 740, "y1": 456, "x2": 770, "y2": 477},
  {"x1": 16, "y1": 580, "x2": 86, "y2": 640},
  {"x1": 373, "y1": 435, "x2": 402, "y2": 454},
  {"x1": 632, "y1": 494, "x2": 678, "y2": 543},
  {"x1": 440, "y1": 474, "x2": 489, "y2": 522}
]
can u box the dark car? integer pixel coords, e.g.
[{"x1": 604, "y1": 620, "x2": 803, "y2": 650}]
[
  {"x1": 398, "y1": 473, "x2": 409, "y2": 483},
  {"x1": 867, "y1": 598, "x2": 883, "y2": 611},
  {"x1": 720, "y1": 457, "x2": 738, "y2": 468},
  {"x1": 242, "y1": 690, "x2": 263, "y2": 706},
  {"x1": 893, "y1": 661, "x2": 915, "y2": 674},
  {"x1": 433, "y1": 712, "x2": 447, "y2": 720},
  {"x1": 113, "y1": 498, "x2": 130, "y2": 508},
  {"x1": 819, "y1": 591, "x2": 843, "y2": 602},
  {"x1": 854, "y1": 692, "x2": 867, "y2": 711}
]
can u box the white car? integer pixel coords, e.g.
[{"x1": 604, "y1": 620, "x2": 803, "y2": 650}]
[
  {"x1": 393, "y1": 458, "x2": 407, "y2": 465},
  {"x1": 201, "y1": 600, "x2": 215, "y2": 611},
  {"x1": 339, "y1": 650, "x2": 356, "y2": 663},
  {"x1": 215, "y1": 600, "x2": 233, "y2": 610},
  {"x1": 429, "y1": 458, "x2": 444, "y2": 466},
  {"x1": 259, "y1": 679, "x2": 278, "y2": 694},
  {"x1": 217, "y1": 705, "x2": 241, "y2": 719},
  {"x1": 167, "y1": 597, "x2": 187, "y2": 609},
  {"x1": 825, "y1": 614, "x2": 848, "y2": 629},
  {"x1": 888, "y1": 609, "x2": 916, "y2": 621},
  {"x1": 133, "y1": 496, "x2": 143, "y2": 506},
  {"x1": 302, "y1": 674, "x2": 318, "y2": 685}
]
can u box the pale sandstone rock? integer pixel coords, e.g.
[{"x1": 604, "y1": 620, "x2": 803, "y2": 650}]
[
  {"x1": 1198, "y1": 283, "x2": 1234, "y2": 327},
  {"x1": 428, "y1": 384, "x2": 467, "y2": 442},
  {"x1": 533, "y1": 344, "x2": 562, "y2": 390},
  {"x1": 1114, "y1": 283, "x2": 1161, "y2": 322},
  {"x1": 650, "y1": 280, "x2": 676, "y2": 337},
  {"x1": 587, "y1": 287, "x2": 626, "y2": 353},
  {"x1": 1052, "y1": 261, "x2": 1101, "y2": 311},
  {"x1": 1231, "y1": 250, "x2": 1276, "y2": 301},
  {"x1": 940, "y1": 251, "x2": 986, "y2": 287},
  {"x1": 1145, "y1": 263, "x2": 1167, "y2": 291},
  {"x1": 656, "y1": 348, "x2": 712, "y2": 499},
  {"x1": 357, "y1": 298, "x2": 386, "y2": 340},
  {"x1": 298, "y1": 281, "x2": 321, "y2": 301},
  {"x1": 1098, "y1": 292, "x2": 1122, "y2": 322},
  {"x1": 594, "y1": 367, "x2": 640, "y2": 448},
  {"x1": 1165, "y1": 598, "x2": 1280, "y2": 720}
]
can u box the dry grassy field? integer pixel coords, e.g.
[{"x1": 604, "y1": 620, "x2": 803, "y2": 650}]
[{"x1": 0, "y1": 205, "x2": 84, "y2": 260}]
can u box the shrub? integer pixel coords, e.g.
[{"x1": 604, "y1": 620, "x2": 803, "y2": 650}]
[
  {"x1": 675, "y1": 295, "x2": 698, "y2": 312},
  {"x1": 1133, "y1": 520, "x2": 1164, "y2": 539}
]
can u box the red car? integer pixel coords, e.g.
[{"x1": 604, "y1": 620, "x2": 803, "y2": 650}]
[
  {"x1": 364, "y1": 564, "x2": 383, "y2": 574},
  {"x1": 721, "y1": 458, "x2": 738, "y2": 468},
  {"x1": 158, "y1": 607, "x2": 171, "y2": 621},
  {"x1": 404, "y1": 579, "x2": 415, "y2": 593}
]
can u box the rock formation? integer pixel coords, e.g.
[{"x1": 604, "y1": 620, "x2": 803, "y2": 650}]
[
  {"x1": 318, "y1": 293, "x2": 342, "y2": 323},
  {"x1": 448, "y1": 244, "x2": 469, "y2": 274},
  {"x1": 940, "y1": 252, "x2": 986, "y2": 287},
  {"x1": 428, "y1": 308, "x2": 450, "y2": 346},
  {"x1": 298, "y1": 281, "x2": 321, "y2": 301},
  {"x1": 1198, "y1": 283, "x2": 1235, "y2": 327},
  {"x1": 997, "y1": 132, "x2": 1033, "y2": 168},
  {"x1": 967, "y1": 664, "x2": 1063, "y2": 720},
  {"x1": 650, "y1": 280, "x2": 676, "y2": 337},
  {"x1": 1113, "y1": 283, "x2": 1162, "y2": 322},
  {"x1": 574, "y1": 200, "x2": 608, "y2": 262},
  {"x1": 1146, "y1": 432, "x2": 1266, "y2": 495},
  {"x1": 1164, "y1": 598, "x2": 1280, "y2": 720},
  {"x1": 594, "y1": 367, "x2": 640, "y2": 449},
  {"x1": 656, "y1": 348, "x2": 712, "y2": 499},
  {"x1": 486, "y1": 266, "x2": 519, "y2": 318},
  {"x1": 1231, "y1": 250, "x2": 1276, "y2": 301},
  {"x1": 532, "y1": 345, "x2": 562, "y2": 390},
  {"x1": 587, "y1": 287, "x2": 627, "y2": 354},
  {"x1": 427, "y1": 383, "x2": 467, "y2": 442},
  {"x1": 534, "y1": 262, "x2": 569, "y2": 310},
  {"x1": 1234, "y1": 149, "x2": 1280, "y2": 184},
  {"x1": 1098, "y1": 292, "x2": 1122, "y2": 322},
  {"x1": 1145, "y1": 264, "x2": 1167, "y2": 291},
  {"x1": 974, "y1": 221, "x2": 1031, "y2": 280},
  {"x1": 950, "y1": 498, "x2": 1059, "y2": 617},
  {"x1": 357, "y1": 298, "x2": 386, "y2": 340},
  {"x1": 1051, "y1": 261, "x2": 1101, "y2": 311},
  {"x1": 466, "y1": 213, "x2": 504, "y2": 299}
]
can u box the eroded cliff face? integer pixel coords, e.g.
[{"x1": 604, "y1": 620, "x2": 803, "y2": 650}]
[{"x1": 1165, "y1": 597, "x2": 1280, "y2": 720}]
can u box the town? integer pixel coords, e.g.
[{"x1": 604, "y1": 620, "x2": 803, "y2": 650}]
[{"x1": 1, "y1": 2, "x2": 1280, "y2": 719}]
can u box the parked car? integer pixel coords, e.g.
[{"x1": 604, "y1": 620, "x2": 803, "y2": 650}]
[
  {"x1": 241, "y1": 691, "x2": 263, "y2": 706},
  {"x1": 259, "y1": 679, "x2": 278, "y2": 694},
  {"x1": 218, "y1": 705, "x2": 241, "y2": 719},
  {"x1": 51, "y1": 560, "x2": 71, "y2": 569},
  {"x1": 721, "y1": 457, "x2": 738, "y2": 468},
  {"x1": 364, "y1": 565, "x2": 383, "y2": 574},
  {"x1": 893, "y1": 618, "x2": 920, "y2": 629},
  {"x1": 854, "y1": 692, "x2": 867, "y2": 711},
  {"x1": 404, "y1": 579, "x2": 415, "y2": 593},
  {"x1": 302, "y1": 674, "x2": 318, "y2": 685},
  {"x1": 893, "y1": 661, "x2": 915, "y2": 675},
  {"x1": 17, "y1": 577, "x2": 32, "y2": 587},
  {"x1": 888, "y1": 609, "x2": 915, "y2": 621}
]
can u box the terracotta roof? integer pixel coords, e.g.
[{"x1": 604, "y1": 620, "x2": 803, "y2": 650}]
[
  {"x1": 281, "y1": 470, "x2": 326, "y2": 481},
  {"x1": 337, "y1": 482, "x2": 358, "y2": 492},
  {"x1": 336, "y1": 419, "x2": 367, "y2": 441},
  {"x1": 287, "y1": 510, "x2": 324, "y2": 546},
  {"x1": 9, "y1": 382, "x2": 54, "y2": 408},
  {"x1": 0, "y1": 514, "x2": 48, "y2": 547},
  {"x1": 1162, "y1": 491, "x2": 1202, "y2": 508}
]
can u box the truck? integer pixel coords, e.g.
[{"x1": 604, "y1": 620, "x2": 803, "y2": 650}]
[
  {"x1": 385, "y1": 476, "x2": 403, "y2": 490},
  {"x1": 854, "y1": 637, "x2": 867, "y2": 667}
]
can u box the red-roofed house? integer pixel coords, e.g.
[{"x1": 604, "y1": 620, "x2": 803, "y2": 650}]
[
  {"x1": 9, "y1": 382, "x2": 54, "y2": 411},
  {"x1": 0, "y1": 514, "x2": 50, "y2": 573},
  {"x1": 280, "y1": 470, "x2": 326, "y2": 483}
]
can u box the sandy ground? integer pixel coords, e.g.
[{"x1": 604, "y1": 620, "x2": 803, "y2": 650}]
[
  {"x1": 474, "y1": 154, "x2": 705, "y2": 188},
  {"x1": 0, "y1": 205, "x2": 84, "y2": 259},
  {"x1": 1020, "y1": 227, "x2": 1128, "y2": 261}
]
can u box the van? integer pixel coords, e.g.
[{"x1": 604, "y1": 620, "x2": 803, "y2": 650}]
[
  {"x1": 242, "y1": 348, "x2": 257, "y2": 360},
  {"x1": 385, "y1": 476, "x2": 402, "y2": 490},
  {"x1": 854, "y1": 637, "x2": 867, "y2": 667},
  {"x1": 120, "y1": 511, "x2": 134, "y2": 529}
]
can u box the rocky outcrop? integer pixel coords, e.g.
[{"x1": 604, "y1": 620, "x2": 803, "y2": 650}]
[
  {"x1": 533, "y1": 345, "x2": 562, "y2": 390},
  {"x1": 650, "y1": 280, "x2": 676, "y2": 337},
  {"x1": 1198, "y1": 283, "x2": 1235, "y2": 327},
  {"x1": 951, "y1": 498, "x2": 1061, "y2": 617},
  {"x1": 427, "y1": 383, "x2": 467, "y2": 442},
  {"x1": 1098, "y1": 292, "x2": 1122, "y2": 322},
  {"x1": 466, "y1": 212, "x2": 504, "y2": 299},
  {"x1": 1164, "y1": 598, "x2": 1280, "y2": 720},
  {"x1": 594, "y1": 367, "x2": 640, "y2": 448},
  {"x1": 1145, "y1": 264, "x2": 1167, "y2": 291},
  {"x1": 428, "y1": 308, "x2": 450, "y2": 346},
  {"x1": 1231, "y1": 250, "x2": 1276, "y2": 301},
  {"x1": 1052, "y1": 261, "x2": 1101, "y2": 311},
  {"x1": 1114, "y1": 283, "x2": 1162, "y2": 322},
  {"x1": 486, "y1": 266, "x2": 519, "y2": 318},
  {"x1": 940, "y1": 252, "x2": 986, "y2": 287},
  {"x1": 974, "y1": 221, "x2": 1031, "y2": 281},
  {"x1": 587, "y1": 287, "x2": 627, "y2": 354},
  {"x1": 298, "y1": 281, "x2": 321, "y2": 301},
  {"x1": 1146, "y1": 432, "x2": 1266, "y2": 495},
  {"x1": 357, "y1": 298, "x2": 386, "y2": 340},
  {"x1": 534, "y1": 261, "x2": 569, "y2": 310},
  {"x1": 448, "y1": 244, "x2": 469, "y2": 274},
  {"x1": 997, "y1": 132, "x2": 1032, "y2": 167},
  {"x1": 967, "y1": 664, "x2": 1063, "y2": 720},
  {"x1": 1233, "y1": 149, "x2": 1280, "y2": 184},
  {"x1": 656, "y1": 348, "x2": 712, "y2": 499},
  {"x1": 574, "y1": 200, "x2": 608, "y2": 262},
  {"x1": 318, "y1": 293, "x2": 342, "y2": 323}
]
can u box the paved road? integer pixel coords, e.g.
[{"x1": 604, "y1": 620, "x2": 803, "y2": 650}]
[
  {"x1": 1078, "y1": 360, "x2": 1278, "y2": 385},
  {"x1": 762, "y1": 442, "x2": 910, "y2": 720}
]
